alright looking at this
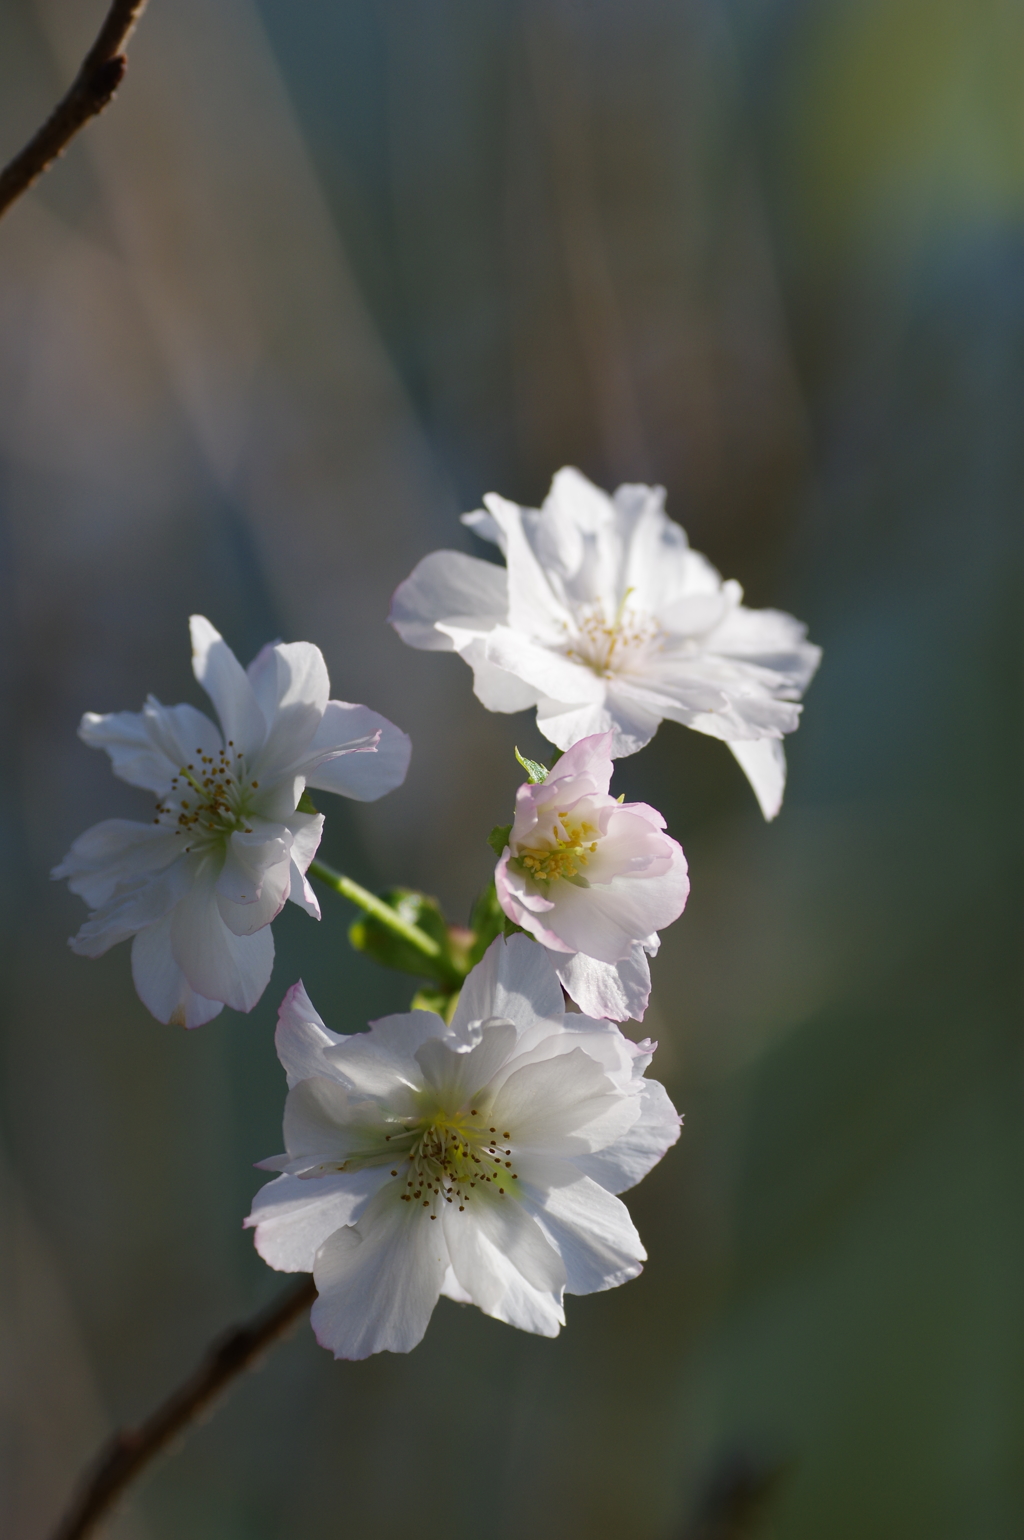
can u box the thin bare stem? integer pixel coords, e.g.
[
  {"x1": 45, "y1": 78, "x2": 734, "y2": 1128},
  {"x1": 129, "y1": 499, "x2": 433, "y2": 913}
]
[
  {"x1": 49, "y1": 1276, "x2": 316, "y2": 1540},
  {"x1": 308, "y1": 857, "x2": 447, "y2": 963},
  {"x1": 0, "y1": 0, "x2": 149, "y2": 222}
]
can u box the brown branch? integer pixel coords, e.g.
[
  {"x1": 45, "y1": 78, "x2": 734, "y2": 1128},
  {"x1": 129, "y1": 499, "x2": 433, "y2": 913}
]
[
  {"x1": 0, "y1": 0, "x2": 149, "y2": 221},
  {"x1": 50, "y1": 1276, "x2": 317, "y2": 1540}
]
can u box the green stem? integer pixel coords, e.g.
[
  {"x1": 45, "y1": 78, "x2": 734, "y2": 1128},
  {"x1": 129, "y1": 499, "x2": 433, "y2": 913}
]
[{"x1": 308, "y1": 860, "x2": 445, "y2": 963}]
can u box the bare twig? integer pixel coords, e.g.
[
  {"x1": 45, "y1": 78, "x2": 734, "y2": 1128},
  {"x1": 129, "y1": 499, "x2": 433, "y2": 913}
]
[
  {"x1": 0, "y1": 0, "x2": 149, "y2": 221},
  {"x1": 49, "y1": 1276, "x2": 317, "y2": 1540}
]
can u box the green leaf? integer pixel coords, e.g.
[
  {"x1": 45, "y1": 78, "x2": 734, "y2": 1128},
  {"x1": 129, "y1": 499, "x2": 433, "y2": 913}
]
[
  {"x1": 348, "y1": 888, "x2": 461, "y2": 988},
  {"x1": 467, "y1": 881, "x2": 506, "y2": 965},
  {"x1": 297, "y1": 790, "x2": 319, "y2": 814},
  {"x1": 502, "y1": 916, "x2": 527, "y2": 939},
  {"x1": 410, "y1": 986, "x2": 461, "y2": 1023},
  {"x1": 487, "y1": 823, "x2": 513, "y2": 858},
  {"x1": 514, "y1": 747, "x2": 548, "y2": 783}
]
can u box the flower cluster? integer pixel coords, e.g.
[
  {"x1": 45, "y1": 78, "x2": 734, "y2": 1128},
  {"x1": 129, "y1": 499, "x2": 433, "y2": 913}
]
[
  {"x1": 247, "y1": 936, "x2": 680, "y2": 1357},
  {"x1": 54, "y1": 617, "x2": 410, "y2": 1027},
  {"x1": 390, "y1": 466, "x2": 820, "y2": 819},
  {"x1": 495, "y1": 732, "x2": 689, "y2": 1021},
  {"x1": 55, "y1": 469, "x2": 818, "y2": 1359}
]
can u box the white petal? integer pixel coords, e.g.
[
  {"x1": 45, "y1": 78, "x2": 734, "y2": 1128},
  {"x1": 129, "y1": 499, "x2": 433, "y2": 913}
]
[
  {"x1": 311, "y1": 1186, "x2": 448, "y2": 1358},
  {"x1": 247, "y1": 641, "x2": 332, "y2": 783},
  {"x1": 485, "y1": 627, "x2": 604, "y2": 706},
  {"x1": 708, "y1": 603, "x2": 822, "y2": 693},
  {"x1": 79, "y1": 700, "x2": 221, "y2": 793},
  {"x1": 442, "y1": 1192, "x2": 565, "y2": 1315},
  {"x1": 449, "y1": 935, "x2": 564, "y2": 1041},
  {"x1": 388, "y1": 549, "x2": 508, "y2": 651},
  {"x1": 287, "y1": 860, "x2": 321, "y2": 919},
  {"x1": 323, "y1": 1010, "x2": 446, "y2": 1100},
  {"x1": 415, "y1": 1022, "x2": 518, "y2": 1106},
  {"x1": 727, "y1": 737, "x2": 787, "y2": 821},
  {"x1": 489, "y1": 1048, "x2": 623, "y2": 1153},
  {"x1": 572, "y1": 1079, "x2": 682, "y2": 1194},
  {"x1": 189, "y1": 615, "x2": 267, "y2": 757},
  {"x1": 276, "y1": 981, "x2": 346, "y2": 1087},
  {"x1": 217, "y1": 848, "x2": 292, "y2": 936},
  {"x1": 246, "y1": 1167, "x2": 393, "y2": 1272},
  {"x1": 524, "y1": 1165, "x2": 646, "y2": 1295},
  {"x1": 215, "y1": 827, "x2": 291, "y2": 907},
  {"x1": 250, "y1": 639, "x2": 330, "y2": 720},
  {"x1": 130, "y1": 916, "x2": 224, "y2": 1027},
  {"x1": 68, "y1": 860, "x2": 190, "y2": 957},
  {"x1": 52, "y1": 818, "x2": 181, "y2": 908},
  {"x1": 285, "y1": 813, "x2": 324, "y2": 917},
  {"x1": 458, "y1": 636, "x2": 540, "y2": 712},
  {"x1": 619, "y1": 485, "x2": 697, "y2": 615},
  {"x1": 170, "y1": 863, "x2": 275, "y2": 1011},
  {"x1": 461, "y1": 506, "x2": 507, "y2": 552},
  {"x1": 552, "y1": 946, "x2": 652, "y2": 1023},
  {"x1": 282, "y1": 1076, "x2": 392, "y2": 1166},
  {"x1": 535, "y1": 691, "x2": 661, "y2": 758},
  {"x1": 304, "y1": 703, "x2": 411, "y2": 802}
]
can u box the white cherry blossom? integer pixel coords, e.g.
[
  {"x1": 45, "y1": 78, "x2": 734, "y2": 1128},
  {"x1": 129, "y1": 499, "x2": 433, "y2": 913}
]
[
  {"x1": 389, "y1": 466, "x2": 821, "y2": 818},
  {"x1": 53, "y1": 616, "x2": 411, "y2": 1028},
  {"x1": 495, "y1": 733, "x2": 689, "y2": 1021},
  {"x1": 246, "y1": 935, "x2": 681, "y2": 1358}
]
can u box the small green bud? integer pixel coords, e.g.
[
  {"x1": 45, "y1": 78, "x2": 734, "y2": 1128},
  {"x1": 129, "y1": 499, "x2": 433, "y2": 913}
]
[{"x1": 514, "y1": 747, "x2": 548, "y2": 784}]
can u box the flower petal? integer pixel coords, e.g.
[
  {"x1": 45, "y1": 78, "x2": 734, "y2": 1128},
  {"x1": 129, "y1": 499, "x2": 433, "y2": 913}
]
[
  {"x1": 170, "y1": 862, "x2": 275, "y2": 1011},
  {"x1": 245, "y1": 641, "x2": 334, "y2": 785},
  {"x1": 130, "y1": 915, "x2": 224, "y2": 1027},
  {"x1": 458, "y1": 636, "x2": 540, "y2": 712},
  {"x1": 79, "y1": 700, "x2": 222, "y2": 793},
  {"x1": 489, "y1": 1048, "x2": 623, "y2": 1153},
  {"x1": 523, "y1": 1164, "x2": 646, "y2": 1294},
  {"x1": 311, "y1": 1186, "x2": 448, "y2": 1358},
  {"x1": 276, "y1": 980, "x2": 346, "y2": 1087},
  {"x1": 415, "y1": 1022, "x2": 518, "y2": 1107},
  {"x1": 189, "y1": 615, "x2": 267, "y2": 758},
  {"x1": 282, "y1": 1076, "x2": 393, "y2": 1168},
  {"x1": 245, "y1": 1167, "x2": 393, "y2": 1272},
  {"x1": 323, "y1": 1010, "x2": 446, "y2": 1099},
  {"x1": 449, "y1": 934, "x2": 564, "y2": 1041},
  {"x1": 215, "y1": 827, "x2": 291, "y2": 907},
  {"x1": 551, "y1": 945, "x2": 653, "y2": 1022},
  {"x1": 572, "y1": 1078, "x2": 682, "y2": 1194},
  {"x1": 304, "y1": 702, "x2": 411, "y2": 802},
  {"x1": 52, "y1": 819, "x2": 182, "y2": 908},
  {"x1": 68, "y1": 858, "x2": 190, "y2": 957},
  {"x1": 388, "y1": 549, "x2": 508, "y2": 651},
  {"x1": 535, "y1": 693, "x2": 659, "y2": 758},
  {"x1": 285, "y1": 813, "x2": 324, "y2": 917},
  {"x1": 442, "y1": 1189, "x2": 565, "y2": 1315},
  {"x1": 727, "y1": 737, "x2": 787, "y2": 821},
  {"x1": 485, "y1": 627, "x2": 604, "y2": 706}
]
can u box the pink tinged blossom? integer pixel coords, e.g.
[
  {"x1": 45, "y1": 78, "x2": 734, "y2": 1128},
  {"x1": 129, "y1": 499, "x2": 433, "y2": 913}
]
[
  {"x1": 494, "y1": 733, "x2": 689, "y2": 1021},
  {"x1": 389, "y1": 466, "x2": 821, "y2": 818},
  {"x1": 246, "y1": 936, "x2": 681, "y2": 1359},
  {"x1": 52, "y1": 616, "x2": 411, "y2": 1028}
]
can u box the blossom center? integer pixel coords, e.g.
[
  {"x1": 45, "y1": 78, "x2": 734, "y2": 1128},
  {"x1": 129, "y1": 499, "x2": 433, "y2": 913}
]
[
  {"x1": 387, "y1": 1109, "x2": 519, "y2": 1217},
  {"x1": 563, "y1": 591, "x2": 661, "y2": 678},
  {"x1": 153, "y1": 743, "x2": 257, "y2": 851},
  {"x1": 516, "y1": 815, "x2": 599, "y2": 884}
]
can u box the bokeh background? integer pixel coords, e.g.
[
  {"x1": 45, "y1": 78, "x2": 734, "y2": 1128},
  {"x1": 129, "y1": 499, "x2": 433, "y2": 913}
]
[{"x1": 0, "y1": 1, "x2": 1021, "y2": 1536}]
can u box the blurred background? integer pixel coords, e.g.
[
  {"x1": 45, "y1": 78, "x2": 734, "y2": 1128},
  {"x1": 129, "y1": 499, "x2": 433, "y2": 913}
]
[{"x1": 0, "y1": 0, "x2": 1021, "y2": 1536}]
